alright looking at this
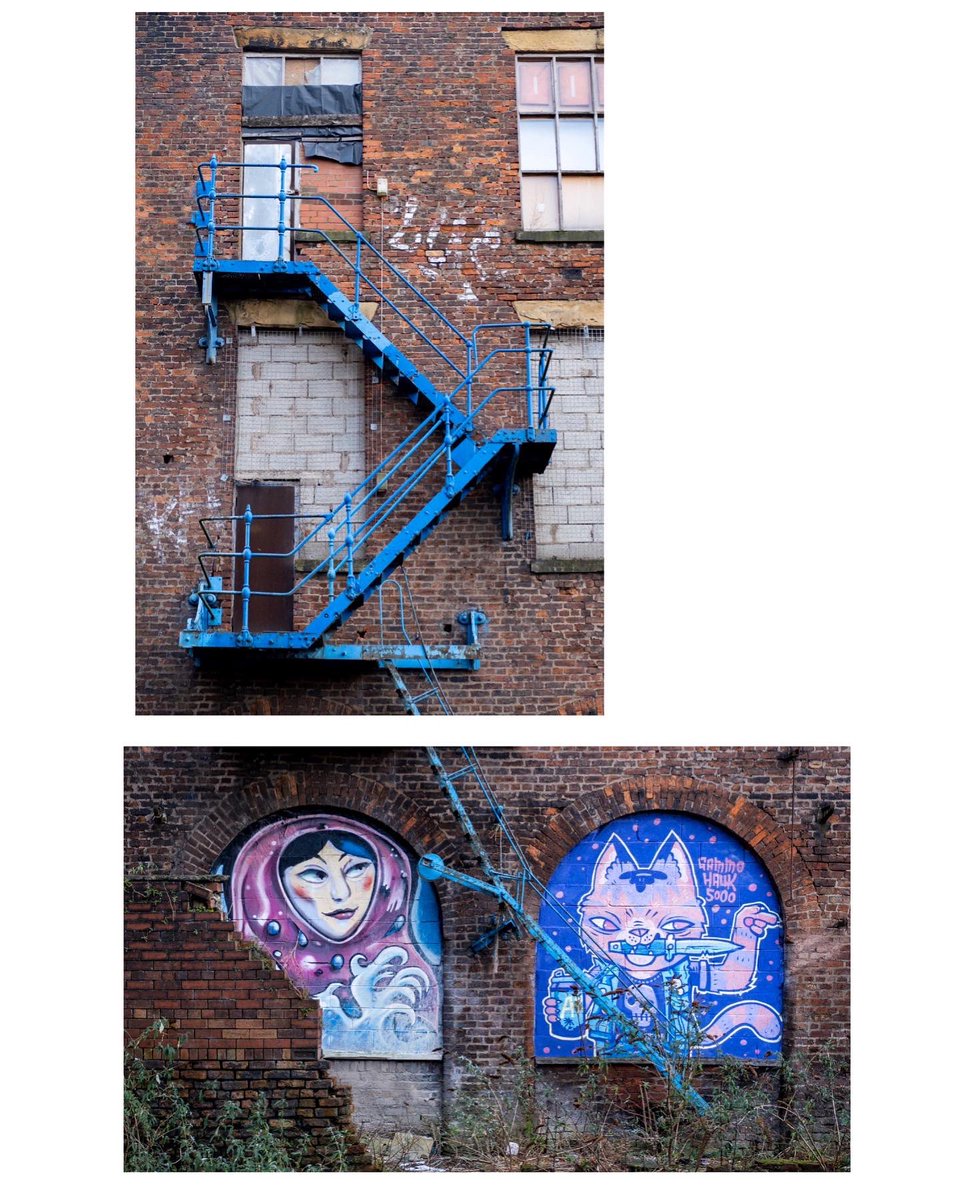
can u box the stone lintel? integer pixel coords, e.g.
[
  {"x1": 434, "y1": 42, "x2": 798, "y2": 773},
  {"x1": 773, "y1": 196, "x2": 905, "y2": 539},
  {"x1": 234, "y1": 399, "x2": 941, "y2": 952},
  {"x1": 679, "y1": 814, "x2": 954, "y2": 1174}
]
[
  {"x1": 226, "y1": 298, "x2": 379, "y2": 330},
  {"x1": 512, "y1": 300, "x2": 604, "y2": 328},
  {"x1": 235, "y1": 27, "x2": 371, "y2": 53},
  {"x1": 501, "y1": 29, "x2": 603, "y2": 53}
]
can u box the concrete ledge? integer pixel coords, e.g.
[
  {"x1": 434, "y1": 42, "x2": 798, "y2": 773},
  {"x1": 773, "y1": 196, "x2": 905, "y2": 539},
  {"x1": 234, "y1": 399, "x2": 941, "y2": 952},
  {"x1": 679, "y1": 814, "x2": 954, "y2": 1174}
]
[
  {"x1": 501, "y1": 29, "x2": 603, "y2": 52},
  {"x1": 235, "y1": 27, "x2": 371, "y2": 52},
  {"x1": 513, "y1": 300, "x2": 604, "y2": 328},
  {"x1": 515, "y1": 230, "x2": 603, "y2": 245},
  {"x1": 531, "y1": 558, "x2": 603, "y2": 575},
  {"x1": 294, "y1": 230, "x2": 359, "y2": 244},
  {"x1": 227, "y1": 298, "x2": 378, "y2": 330}
]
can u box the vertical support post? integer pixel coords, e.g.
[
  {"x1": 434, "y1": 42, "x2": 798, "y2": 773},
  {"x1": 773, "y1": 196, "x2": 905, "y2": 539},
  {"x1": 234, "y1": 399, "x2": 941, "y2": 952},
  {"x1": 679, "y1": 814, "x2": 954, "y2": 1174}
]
[
  {"x1": 354, "y1": 236, "x2": 363, "y2": 311},
  {"x1": 443, "y1": 403, "x2": 455, "y2": 495},
  {"x1": 524, "y1": 323, "x2": 534, "y2": 434},
  {"x1": 344, "y1": 494, "x2": 356, "y2": 596},
  {"x1": 276, "y1": 157, "x2": 287, "y2": 264},
  {"x1": 207, "y1": 156, "x2": 218, "y2": 261},
  {"x1": 241, "y1": 504, "x2": 253, "y2": 641},
  {"x1": 327, "y1": 528, "x2": 337, "y2": 600},
  {"x1": 465, "y1": 339, "x2": 474, "y2": 429}
]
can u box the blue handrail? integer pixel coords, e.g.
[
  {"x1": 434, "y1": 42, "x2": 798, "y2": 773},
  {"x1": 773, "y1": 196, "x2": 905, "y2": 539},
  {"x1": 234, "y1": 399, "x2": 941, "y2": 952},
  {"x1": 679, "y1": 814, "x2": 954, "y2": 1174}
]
[
  {"x1": 191, "y1": 157, "x2": 553, "y2": 420},
  {"x1": 192, "y1": 378, "x2": 534, "y2": 636}
]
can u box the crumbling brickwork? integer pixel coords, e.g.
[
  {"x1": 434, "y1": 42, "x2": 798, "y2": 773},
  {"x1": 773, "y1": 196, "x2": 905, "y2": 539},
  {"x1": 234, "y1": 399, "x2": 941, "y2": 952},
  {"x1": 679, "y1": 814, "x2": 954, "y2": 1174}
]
[
  {"x1": 125, "y1": 746, "x2": 850, "y2": 1133},
  {"x1": 124, "y1": 876, "x2": 372, "y2": 1168},
  {"x1": 136, "y1": 10, "x2": 604, "y2": 714}
]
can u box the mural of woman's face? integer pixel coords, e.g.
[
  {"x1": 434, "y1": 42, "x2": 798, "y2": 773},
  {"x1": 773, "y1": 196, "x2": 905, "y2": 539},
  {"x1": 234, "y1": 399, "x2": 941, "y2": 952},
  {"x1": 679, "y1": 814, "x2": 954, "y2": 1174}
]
[{"x1": 282, "y1": 840, "x2": 376, "y2": 941}]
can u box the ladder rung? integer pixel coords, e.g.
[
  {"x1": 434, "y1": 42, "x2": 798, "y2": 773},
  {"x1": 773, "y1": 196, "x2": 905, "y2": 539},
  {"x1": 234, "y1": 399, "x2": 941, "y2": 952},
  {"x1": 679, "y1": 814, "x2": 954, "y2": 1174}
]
[
  {"x1": 412, "y1": 687, "x2": 440, "y2": 705},
  {"x1": 447, "y1": 765, "x2": 477, "y2": 782}
]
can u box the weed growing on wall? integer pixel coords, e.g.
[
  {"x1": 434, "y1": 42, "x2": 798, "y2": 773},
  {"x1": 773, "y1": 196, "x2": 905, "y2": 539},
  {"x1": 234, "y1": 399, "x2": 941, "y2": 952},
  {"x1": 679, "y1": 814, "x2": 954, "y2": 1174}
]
[
  {"x1": 441, "y1": 1045, "x2": 849, "y2": 1171},
  {"x1": 124, "y1": 1020, "x2": 343, "y2": 1172}
]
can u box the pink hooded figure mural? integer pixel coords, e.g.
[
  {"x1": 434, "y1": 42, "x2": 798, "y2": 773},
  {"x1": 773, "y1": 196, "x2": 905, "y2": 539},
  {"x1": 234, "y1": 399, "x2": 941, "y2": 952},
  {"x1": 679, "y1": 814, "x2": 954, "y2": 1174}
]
[{"x1": 216, "y1": 813, "x2": 443, "y2": 1059}]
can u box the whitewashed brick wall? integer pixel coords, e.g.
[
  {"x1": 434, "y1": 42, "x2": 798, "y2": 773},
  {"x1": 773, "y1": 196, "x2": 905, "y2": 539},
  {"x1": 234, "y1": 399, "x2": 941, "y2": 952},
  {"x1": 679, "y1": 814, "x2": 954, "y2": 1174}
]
[
  {"x1": 533, "y1": 329, "x2": 604, "y2": 561},
  {"x1": 235, "y1": 329, "x2": 365, "y2": 519}
]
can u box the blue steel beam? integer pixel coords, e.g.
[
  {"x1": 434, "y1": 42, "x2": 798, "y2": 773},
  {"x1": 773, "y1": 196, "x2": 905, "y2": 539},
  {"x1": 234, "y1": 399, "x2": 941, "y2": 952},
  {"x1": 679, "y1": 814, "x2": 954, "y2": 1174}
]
[{"x1": 418, "y1": 853, "x2": 710, "y2": 1114}]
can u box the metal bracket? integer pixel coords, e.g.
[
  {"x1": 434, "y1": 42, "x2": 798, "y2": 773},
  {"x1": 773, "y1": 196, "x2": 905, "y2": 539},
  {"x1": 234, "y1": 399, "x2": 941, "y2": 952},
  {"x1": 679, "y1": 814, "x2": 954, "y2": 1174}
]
[
  {"x1": 186, "y1": 576, "x2": 223, "y2": 632},
  {"x1": 470, "y1": 916, "x2": 521, "y2": 955},
  {"x1": 495, "y1": 444, "x2": 521, "y2": 540},
  {"x1": 198, "y1": 271, "x2": 224, "y2": 364},
  {"x1": 457, "y1": 608, "x2": 488, "y2": 646}
]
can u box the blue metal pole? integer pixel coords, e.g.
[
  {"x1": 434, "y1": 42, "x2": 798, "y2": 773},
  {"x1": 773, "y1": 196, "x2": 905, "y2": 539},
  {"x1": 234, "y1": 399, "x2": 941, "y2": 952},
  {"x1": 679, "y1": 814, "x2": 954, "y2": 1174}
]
[
  {"x1": 327, "y1": 528, "x2": 337, "y2": 600},
  {"x1": 443, "y1": 404, "x2": 454, "y2": 495},
  {"x1": 276, "y1": 157, "x2": 288, "y2": 263},
  {"x1": 344, "y1": 494, "x2": 356, "y2": 596},
  {"x1": 418, "y1": 853, "x2": 709, "y2": 1114},
  {"x1": 241, "y1": 504, "x2": 253, "y2": 638},
  {"x1": 208, "y1": 156, "x2": 218, "y2": 260},
  {"x1": 354, "y1": 236, "x2": 362, "y2": 311},
  {"x1": 524, "y1": 323, "x2": 534, "y2": 433}
]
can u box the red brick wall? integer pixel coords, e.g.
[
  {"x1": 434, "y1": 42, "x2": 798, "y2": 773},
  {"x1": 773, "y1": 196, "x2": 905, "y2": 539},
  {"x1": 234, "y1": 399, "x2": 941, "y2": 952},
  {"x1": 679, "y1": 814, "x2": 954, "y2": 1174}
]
[
  {"x1": 136, "y1": 11, "x2": 603, "y2": 714},
  {"x1": 125, "y1": 747, "x2": 850, "y2": 1120},
  {"x1": 124, "y1": 876, "x2": 372, "y2": 1167}
]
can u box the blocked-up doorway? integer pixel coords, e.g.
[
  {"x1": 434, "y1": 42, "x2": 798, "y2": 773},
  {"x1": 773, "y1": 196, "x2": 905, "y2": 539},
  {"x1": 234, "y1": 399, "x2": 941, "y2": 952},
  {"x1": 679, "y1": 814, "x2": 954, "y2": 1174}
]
[{"x1": 233, "y1": 327, "x2": 366, "y2": 618}]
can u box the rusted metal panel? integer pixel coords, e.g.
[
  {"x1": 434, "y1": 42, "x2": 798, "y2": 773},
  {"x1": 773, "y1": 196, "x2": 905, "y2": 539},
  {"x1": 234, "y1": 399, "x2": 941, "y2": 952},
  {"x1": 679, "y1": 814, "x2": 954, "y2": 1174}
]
[{"x1": 233, "y1": 484, "x2": 295, "y2": 633}]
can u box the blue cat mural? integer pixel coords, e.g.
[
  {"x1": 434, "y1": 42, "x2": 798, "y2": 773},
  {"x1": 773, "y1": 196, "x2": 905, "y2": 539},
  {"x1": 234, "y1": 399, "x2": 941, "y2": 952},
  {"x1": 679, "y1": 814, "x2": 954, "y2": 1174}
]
[{"x1": 536, "y1": 814, "x2": 784, "y2": 1060}]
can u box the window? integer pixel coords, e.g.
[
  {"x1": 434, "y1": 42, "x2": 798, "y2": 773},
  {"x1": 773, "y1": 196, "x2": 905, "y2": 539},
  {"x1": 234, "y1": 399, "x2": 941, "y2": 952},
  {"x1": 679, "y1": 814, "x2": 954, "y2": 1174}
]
[
  {"x1": 516, "y1": 55, "x2": 604, "y2": 232},
  {"x1": 241, "y1": 53, "x2": 364, "y2": 248},
  {"x1": 242, "y1": 53, "x2": 362, "y2": 116}
]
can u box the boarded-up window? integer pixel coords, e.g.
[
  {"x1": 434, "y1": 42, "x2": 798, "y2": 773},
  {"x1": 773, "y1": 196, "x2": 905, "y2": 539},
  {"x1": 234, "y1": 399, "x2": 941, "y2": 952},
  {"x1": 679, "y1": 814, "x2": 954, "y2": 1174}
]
[{"x1": 532, "y1": 329, "x2": 604, "y2": 562}]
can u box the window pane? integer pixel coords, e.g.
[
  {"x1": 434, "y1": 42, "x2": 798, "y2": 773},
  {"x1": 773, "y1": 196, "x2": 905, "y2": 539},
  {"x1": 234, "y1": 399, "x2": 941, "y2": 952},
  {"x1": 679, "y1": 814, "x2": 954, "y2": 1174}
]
[
  {"x1": 522, "y1": 175, "x2": 560, "y2": 231},
  {"x1": 561, "y1": 176, "x2": 603, "y2": 230},
  {"x1": 285, "y1": 57, "x2": 323, "y2": 86},
  {"x1": 557, "y1": 60, "x2": 592, "y2": 109},
  {"x1": 518, "y1": 59, "x2": 553, "y2": 109},
  {"x1": 323, "y1": 56, "x2": 362, "y2": 84},
  {"x1": 595, "y1": 60, "x2": 604, "y2": 108},
  {"x1": 558, "y1": 120, "x2": 596, "y2": 171},
  {"x1": 244, "y1": 56, "x2": 282, "y2": 87},
  {"x1": 243, "y1": 144, "x2": 293, "y2": 259},
  {"x1": 519, "y1": 119, "x2": 557, "y2": 171},
  {"x1": 597, "y1": 117, "x2": 604, "y2": 171}
]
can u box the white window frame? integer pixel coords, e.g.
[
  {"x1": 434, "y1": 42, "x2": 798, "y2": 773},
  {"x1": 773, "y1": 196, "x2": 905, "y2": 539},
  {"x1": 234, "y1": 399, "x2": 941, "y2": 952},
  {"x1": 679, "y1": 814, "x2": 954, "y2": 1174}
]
[
  {"x1": 516, "y1": 54, "x2": 604, "y2": 232},
  {"x1": 242, "y1": 52, "x2": 362, "y2": 87}
]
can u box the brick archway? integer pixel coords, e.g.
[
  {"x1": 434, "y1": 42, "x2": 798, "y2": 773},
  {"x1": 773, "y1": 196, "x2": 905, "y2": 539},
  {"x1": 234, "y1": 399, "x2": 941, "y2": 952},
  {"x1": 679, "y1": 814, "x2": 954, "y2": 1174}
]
[
  {"x1": 529, "y1": 772, "x2": 827, "y2": 1059},
  {"x1": 531, "y1": 773, "x2": 821, "y2": 936},
  {"x1": 181, "y1": 768, "x2": 459, "y2": 876}
]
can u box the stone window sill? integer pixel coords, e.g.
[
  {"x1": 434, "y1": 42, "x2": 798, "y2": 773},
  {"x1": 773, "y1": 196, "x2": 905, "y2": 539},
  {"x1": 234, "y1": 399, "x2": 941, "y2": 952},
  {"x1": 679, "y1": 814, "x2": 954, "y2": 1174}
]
[
  {"x1": 515, "y1": 230, "x2": 604, "y2": 244},
  {"x1": 294, "y1": 230, "x2": 360, "y2": 245},
  {"x1": 531, "y1": 558, "x2": 604, "y2": 575}
]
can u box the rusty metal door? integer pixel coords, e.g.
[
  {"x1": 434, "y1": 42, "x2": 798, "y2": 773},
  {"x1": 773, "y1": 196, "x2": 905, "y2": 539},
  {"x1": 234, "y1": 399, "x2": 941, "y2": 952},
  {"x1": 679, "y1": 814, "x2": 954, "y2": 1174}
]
[{"x1": 232, "y1": 483, "x2": 296, "y2": 633}]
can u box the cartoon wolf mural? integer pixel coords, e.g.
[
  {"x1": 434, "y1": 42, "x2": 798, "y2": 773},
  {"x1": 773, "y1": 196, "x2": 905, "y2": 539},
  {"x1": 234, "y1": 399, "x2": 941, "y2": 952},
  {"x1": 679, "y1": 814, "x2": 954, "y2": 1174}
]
[{"x1": 536, "y1": 815, "x2": 784, "y2": 1060}]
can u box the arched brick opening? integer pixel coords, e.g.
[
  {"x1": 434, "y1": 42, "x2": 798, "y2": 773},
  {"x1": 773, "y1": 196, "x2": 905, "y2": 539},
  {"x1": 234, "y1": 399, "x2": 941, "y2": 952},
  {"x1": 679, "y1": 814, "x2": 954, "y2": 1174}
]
[
  {"x1": 181, "y1": 768, "x2": 461, "y2": 878},
  {"x1": 182, "y1": 767, "x2": 459, "y2": 1135},
  {"x1": 528, "y1": 773, "x2": 826, "y2": 1061}
]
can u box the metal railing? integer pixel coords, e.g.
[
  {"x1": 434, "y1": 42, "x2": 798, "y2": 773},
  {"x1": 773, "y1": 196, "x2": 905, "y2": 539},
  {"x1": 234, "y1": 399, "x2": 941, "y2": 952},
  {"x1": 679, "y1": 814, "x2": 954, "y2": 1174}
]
[
  {"x1": 188, "y1": 384, "x2": 525, "y2": 639},
  {"x1": 192, "y1": 156, "x2": 555, "y2": 425}
]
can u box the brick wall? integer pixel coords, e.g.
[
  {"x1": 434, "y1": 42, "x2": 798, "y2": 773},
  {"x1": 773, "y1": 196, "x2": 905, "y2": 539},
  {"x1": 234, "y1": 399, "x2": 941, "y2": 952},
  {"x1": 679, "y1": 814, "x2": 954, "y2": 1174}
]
[
  {"x1": 125, "y1": 746, "x2": 850, "y2": 1132},
  {"x1": 124, "y1": 876, "x2": 372, "y2": 1168},
  {"x1": 136, "y1": 10, "x2": 604, "y2": 715}
]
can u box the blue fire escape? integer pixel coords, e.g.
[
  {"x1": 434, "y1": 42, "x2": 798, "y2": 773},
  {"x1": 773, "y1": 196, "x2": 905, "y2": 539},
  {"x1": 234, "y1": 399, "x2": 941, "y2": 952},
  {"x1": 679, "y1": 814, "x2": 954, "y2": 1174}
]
[{"x1": 180, "y1": 157, "x2": 556, "y2": 668}]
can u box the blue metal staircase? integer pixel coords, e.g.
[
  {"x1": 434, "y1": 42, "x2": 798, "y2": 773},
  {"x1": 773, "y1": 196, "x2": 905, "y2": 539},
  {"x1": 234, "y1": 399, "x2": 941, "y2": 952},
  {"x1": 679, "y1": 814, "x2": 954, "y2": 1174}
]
[{"x1": 180, "y1": 157, "x2": 556, "y2": 663}]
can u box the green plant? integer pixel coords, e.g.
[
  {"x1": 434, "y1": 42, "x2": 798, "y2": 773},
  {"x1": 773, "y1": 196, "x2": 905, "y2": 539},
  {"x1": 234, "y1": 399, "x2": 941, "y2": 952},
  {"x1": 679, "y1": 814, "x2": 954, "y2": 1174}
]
[{"x1": 123, "y1": 1019, "x2": 344, "y2": 1171}]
